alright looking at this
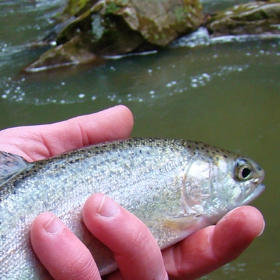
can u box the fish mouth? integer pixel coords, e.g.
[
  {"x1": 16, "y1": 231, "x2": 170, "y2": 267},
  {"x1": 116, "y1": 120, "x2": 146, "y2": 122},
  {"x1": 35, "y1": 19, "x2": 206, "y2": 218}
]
[{"x1": 241, "y1": 184, "x2": 265, "y2": 205}]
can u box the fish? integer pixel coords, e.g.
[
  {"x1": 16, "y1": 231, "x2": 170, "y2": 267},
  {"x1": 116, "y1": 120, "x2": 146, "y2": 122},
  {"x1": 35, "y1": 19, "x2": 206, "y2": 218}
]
[{"x1": 0, "y1": 138, "x2": 265, "y2": 279}]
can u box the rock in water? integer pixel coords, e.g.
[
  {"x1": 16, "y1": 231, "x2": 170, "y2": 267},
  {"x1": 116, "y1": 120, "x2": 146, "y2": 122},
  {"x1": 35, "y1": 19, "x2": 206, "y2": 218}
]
[
  {"x1": 205, "y1": 0, "x2": 280, "y2": 37},
  {"x1": 23, "y1": 0, "x2": 203, "y2": 72}
]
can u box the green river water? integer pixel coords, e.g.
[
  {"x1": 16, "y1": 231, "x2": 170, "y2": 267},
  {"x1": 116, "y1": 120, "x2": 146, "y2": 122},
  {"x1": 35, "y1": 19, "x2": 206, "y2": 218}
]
[{"x1": 0, "y1": 0, "x2": 279, "y2": 279}]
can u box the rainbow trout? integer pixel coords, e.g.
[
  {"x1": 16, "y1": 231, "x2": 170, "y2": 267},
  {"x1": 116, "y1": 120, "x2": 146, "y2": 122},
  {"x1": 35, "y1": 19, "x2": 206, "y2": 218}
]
[{"x1": 0, "y1": 138, "x2": 265, "y2": 279}]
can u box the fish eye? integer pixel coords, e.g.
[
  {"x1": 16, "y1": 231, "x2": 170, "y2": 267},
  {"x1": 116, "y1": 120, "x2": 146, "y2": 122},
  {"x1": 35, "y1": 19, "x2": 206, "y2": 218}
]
[{"x1": 235, "y1": 162, "x2": 253, "y2": 181}]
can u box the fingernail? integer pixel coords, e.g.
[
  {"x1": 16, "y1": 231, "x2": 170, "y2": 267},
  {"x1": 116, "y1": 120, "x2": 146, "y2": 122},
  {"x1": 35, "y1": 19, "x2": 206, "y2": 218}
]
[
  {"x1": 97, "y1": 194, "x2": 118, "y2": 217},
  {"x1": 43, "y1": 214, "x2": 63, "y2": 234},
  {"x1": 258, "y1": 220, "x2": 266, "y2": 236}
]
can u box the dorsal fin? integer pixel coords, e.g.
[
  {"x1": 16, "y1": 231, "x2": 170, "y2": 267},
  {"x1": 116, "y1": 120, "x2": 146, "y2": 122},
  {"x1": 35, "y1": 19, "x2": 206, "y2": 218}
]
[{"x1": 0, "y1": 151, "x2": 31, "y2": 186}]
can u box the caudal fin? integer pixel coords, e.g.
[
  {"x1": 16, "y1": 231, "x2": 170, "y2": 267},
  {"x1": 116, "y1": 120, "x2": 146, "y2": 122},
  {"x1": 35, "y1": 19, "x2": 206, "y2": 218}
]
[{"x1": 0, "y1": 151, "x2": 31, "y2": 186}]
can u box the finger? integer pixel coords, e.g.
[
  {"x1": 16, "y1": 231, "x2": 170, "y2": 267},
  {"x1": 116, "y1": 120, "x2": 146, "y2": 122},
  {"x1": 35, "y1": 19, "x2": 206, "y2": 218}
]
[
  {"x1": 30, "y1": 212, "x2": 101, "y2": 280},
  {"x1": 0, "y1": 105, "x2": 133, "y2": 161},
  {"x1": 82, "y1": 193, "x2": 168, "y2": 280},
  {"x1": 163, "y1": 206, "x2": 265, "y2": 280}
]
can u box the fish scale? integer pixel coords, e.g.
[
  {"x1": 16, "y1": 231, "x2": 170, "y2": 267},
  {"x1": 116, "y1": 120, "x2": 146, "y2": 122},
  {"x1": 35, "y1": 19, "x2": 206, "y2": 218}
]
[{"x1": 0, "y1": 138, "x2": 265, "y2": 279}]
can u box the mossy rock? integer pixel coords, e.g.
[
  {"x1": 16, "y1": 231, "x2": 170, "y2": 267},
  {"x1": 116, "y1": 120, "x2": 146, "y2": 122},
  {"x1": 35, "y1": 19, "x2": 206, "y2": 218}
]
[
  {"x1": 205, "y1": 0, "x2": 280, "y2": 36},
  {"x1": 24, "y1": 0, "x2": 203, "y2": 72}
]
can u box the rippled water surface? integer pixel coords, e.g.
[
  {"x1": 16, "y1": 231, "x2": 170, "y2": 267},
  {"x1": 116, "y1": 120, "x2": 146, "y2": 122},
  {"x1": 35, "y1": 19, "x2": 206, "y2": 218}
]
[{"x1": 0, "y1": 1, "x2": 280, "y2": 279}]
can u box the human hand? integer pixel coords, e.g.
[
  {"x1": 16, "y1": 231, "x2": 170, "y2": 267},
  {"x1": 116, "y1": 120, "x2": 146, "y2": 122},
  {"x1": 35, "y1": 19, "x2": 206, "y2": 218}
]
[
  {"x1": 0, "y1": 105, "x2": 265, "y2": 280},
  {"x1": 0, "y1": 105, "x2": 133, "y2": 162}
]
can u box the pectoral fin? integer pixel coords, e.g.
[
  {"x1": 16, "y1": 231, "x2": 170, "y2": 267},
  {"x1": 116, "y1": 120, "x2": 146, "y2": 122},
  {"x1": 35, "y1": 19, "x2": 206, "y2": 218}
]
[
  {"x1": 0, "y1": 151, "x2": 31, "y2": 186},
  {"x1": 163, "y1": 214, "x2": 199, "y2": 231}
]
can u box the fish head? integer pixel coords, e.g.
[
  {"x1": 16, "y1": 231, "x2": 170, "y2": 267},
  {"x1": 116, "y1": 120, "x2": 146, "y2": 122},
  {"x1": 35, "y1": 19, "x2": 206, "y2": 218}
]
[
  {"x1": 229, "y1": 156, "x2": 265, "y2": 205},
  {"x1": 181, "y1": 143, "x2": 265, "y2": 223}
]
